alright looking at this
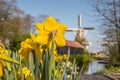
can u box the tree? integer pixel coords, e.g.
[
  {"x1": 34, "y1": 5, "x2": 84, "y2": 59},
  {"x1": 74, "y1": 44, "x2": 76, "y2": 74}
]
[
  {"x1": 0, "y1": 0, "x2": 22, "y2": 43},
  {"x1": 36, "y1": 14, "x2": 59, "y2": 23},
  {"x1": 21, "y1": 14, "x2": 35, "y2": 34},
  {"x1": 88, "y1": 0, "x2": 120, "y2": 62},
  {"x1": 0, "y1": 0, "x2": 35, "y2": 49},
  {"x1": 0, "y1": 0, "x2": 23, "y2": 22},
  {"x1": 36, "y1": 14, "x2": 49, "y2": 23}
]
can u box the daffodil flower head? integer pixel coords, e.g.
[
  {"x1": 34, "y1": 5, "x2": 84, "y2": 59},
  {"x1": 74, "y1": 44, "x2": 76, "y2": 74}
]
[
  {"x1": 21, "y1": 38, "x2": 34, "y2": 49},
  {"x1": 17, "y1": 67, "x2": 33, "y2": 80},
  {"x1": 36, "y1": 16, "x2": 67, "y2": 47}
]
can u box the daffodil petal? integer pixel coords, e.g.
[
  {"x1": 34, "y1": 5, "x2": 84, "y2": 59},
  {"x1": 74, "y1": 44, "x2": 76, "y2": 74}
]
[
  {"x1": 18, "y1": 48, "x2": 29, "y2": 60},
  {"x1": 21, "y1": 39, "x2": 33, "y2": 49},
  {"x1": 44, "y1": 16, "x2": 57, "y2": 32},
  {"x1": 22, "y1": 67, "x2": 32, "y2": 79},
  {"x1": 0, "y1": 61, "x2": 4, "y2": 77},
  {"x1": 30, "y1": 33, "x2": 36, "y2": 43},
  {"x1": 55, "y1": 33, "x2": 66, "y2": 47},
  {"x1": 57, "y1": 24, "x2": 67, "y2": 34},
  {"x1": 36, "y1": 23, "x2": 44, "y2": 31},
  {"x1": 36, "y1": 31, "x2": 49, "y2": 45}
]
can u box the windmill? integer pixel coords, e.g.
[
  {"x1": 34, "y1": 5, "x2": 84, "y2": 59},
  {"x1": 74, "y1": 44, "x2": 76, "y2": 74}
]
[
  {"x1": 67, "y1": 15, "x2": 94, "y2": 48},
  {"x1": 57, "y1": 15, "x2": 94, "y2": 54}
]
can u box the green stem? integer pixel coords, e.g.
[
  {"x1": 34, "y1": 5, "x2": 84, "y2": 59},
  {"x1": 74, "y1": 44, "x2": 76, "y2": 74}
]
[
  {"x1": 34, "y1": 50, "x2": 40, "y2": 80},
  {"x1": 41, "y1": 49, "x2": 49, "y2": 80}
]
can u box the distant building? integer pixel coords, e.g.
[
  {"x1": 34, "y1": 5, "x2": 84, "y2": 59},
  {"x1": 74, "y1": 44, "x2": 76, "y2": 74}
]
[{"x1": 57, "y1": 40, "x2": 84, "y2": 54}]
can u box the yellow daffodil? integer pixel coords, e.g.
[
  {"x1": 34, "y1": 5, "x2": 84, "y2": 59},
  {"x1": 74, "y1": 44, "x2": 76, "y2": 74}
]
[
  {"x1": 0, "y1": 54, "x2": 20, "y2": 64},
  {"x1": 63, "y1": 54, "x2": 67, "y2": 60},
  {"x1": 55, "y1": 55, "x2": 59, "y2": 62},
  {"x1": 21, "y1": 38, "x2": 35, "y2": 50},
  {"x1": 55, "y1": 54, "x2": 67, "y2": 62},
  {"x1": 18, "y1": 39, "x2": 33, "y2": 60},
  {"x1": 17, "y1": 67, "x2": 33, "y2": 80},
  {"x1": 19, "y1": 37, "x2": 40, "y2": 60},
  {"x1": 34, "y1": 46, "x2": 43, "y2": 60},
  {"x1": 39, "y1": 59, "x2": 43, "y2": 64},
  {"x1": 54, "y1": 33, "x2": 66, "y2": 46},
  {"x1": 36, "y1": 31, "x2": 49, "y2": 45},
  {"x1": 36, "y1": 16, "x2": 67, "y2": 47},
  {"x1": 0, "y1": 45, "x2": 19, "y2": 77},
  {"x1": 19, "y1": 16, "x2": 67, "y2": 62},
  {"x1": 18, "y1": 48, "x2": 30, "y2": 60},
  {"x1": 0, "y1": 60, "x2": 4, "y2": 77},
  {"x1": 44, "y1": 16, "x2": 58, "y2": 32},
  {"x1": 0, "y1": 46, "x2": 9, "y2": 54},
  {"x1": 30, "y1": 33, "x2": 37, "y2": 44},
  {"x1": 22, "y1": 67, "x2": 32, "y2": 78}
]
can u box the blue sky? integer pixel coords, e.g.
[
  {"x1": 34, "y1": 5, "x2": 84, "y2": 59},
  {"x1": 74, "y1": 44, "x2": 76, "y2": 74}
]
[{"x1": 17, "y1": 0, "x2": 103, "y2": 53}]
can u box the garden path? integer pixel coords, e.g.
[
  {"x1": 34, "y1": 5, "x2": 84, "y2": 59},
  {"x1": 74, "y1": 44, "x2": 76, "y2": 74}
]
[{"x1": 80, "y1": 75, "x2": 115, "y2": 80}]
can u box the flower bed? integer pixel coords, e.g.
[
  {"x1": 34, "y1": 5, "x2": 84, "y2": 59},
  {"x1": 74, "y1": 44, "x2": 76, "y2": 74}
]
[{"x1": 0, "y1": 16, "x2": 84, "y2": 80}]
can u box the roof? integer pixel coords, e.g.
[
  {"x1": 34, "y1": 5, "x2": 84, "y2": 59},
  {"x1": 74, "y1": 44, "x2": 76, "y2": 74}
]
[{"x1": 66, "y1": 40, "x2": 84, "y2": 48}]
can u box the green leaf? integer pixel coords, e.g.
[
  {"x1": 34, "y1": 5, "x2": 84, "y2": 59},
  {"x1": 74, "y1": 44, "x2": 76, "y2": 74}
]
[
  {"x1": 77, "y1": 64, "x2": 84, "y2": 80},
  {"x1": 5, "y1": 62, "x2": 12, "y2": 71},
  {"x1": 12, "y1": 64, "x2": 17, "y2": 80},
  {"x1": 0, "y1": 77, "x2": 3, "y2": 80},
  {"x1": 70, "y1": 59, "x2": 76, "y2": 80},
  {"x1": 4, "y1": 68, "x2": 9, "y2": 79},
  {"x1": 29, "y1": 52, "x2": 35, "y2": 79},
  {"x1": 41, "y1": 50, "x2": 49, "y2": 80},
  {"x1": 34, "y1": 50, "x2": 40, "y2": 80},
  {"x1": 61, "y1": 48, "x2": 70, "y2": 80},
  {"x1": 20, "y1": 58, "x2": 24, "y2": 80},
  {"x1": 48, "y1": 40, "x2": 55, "y2": 80}
]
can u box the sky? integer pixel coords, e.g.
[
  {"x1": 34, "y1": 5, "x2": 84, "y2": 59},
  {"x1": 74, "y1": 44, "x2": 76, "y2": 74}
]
[{"x1": 16, "y1": 0, "x2": 103, "y2": 53}]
